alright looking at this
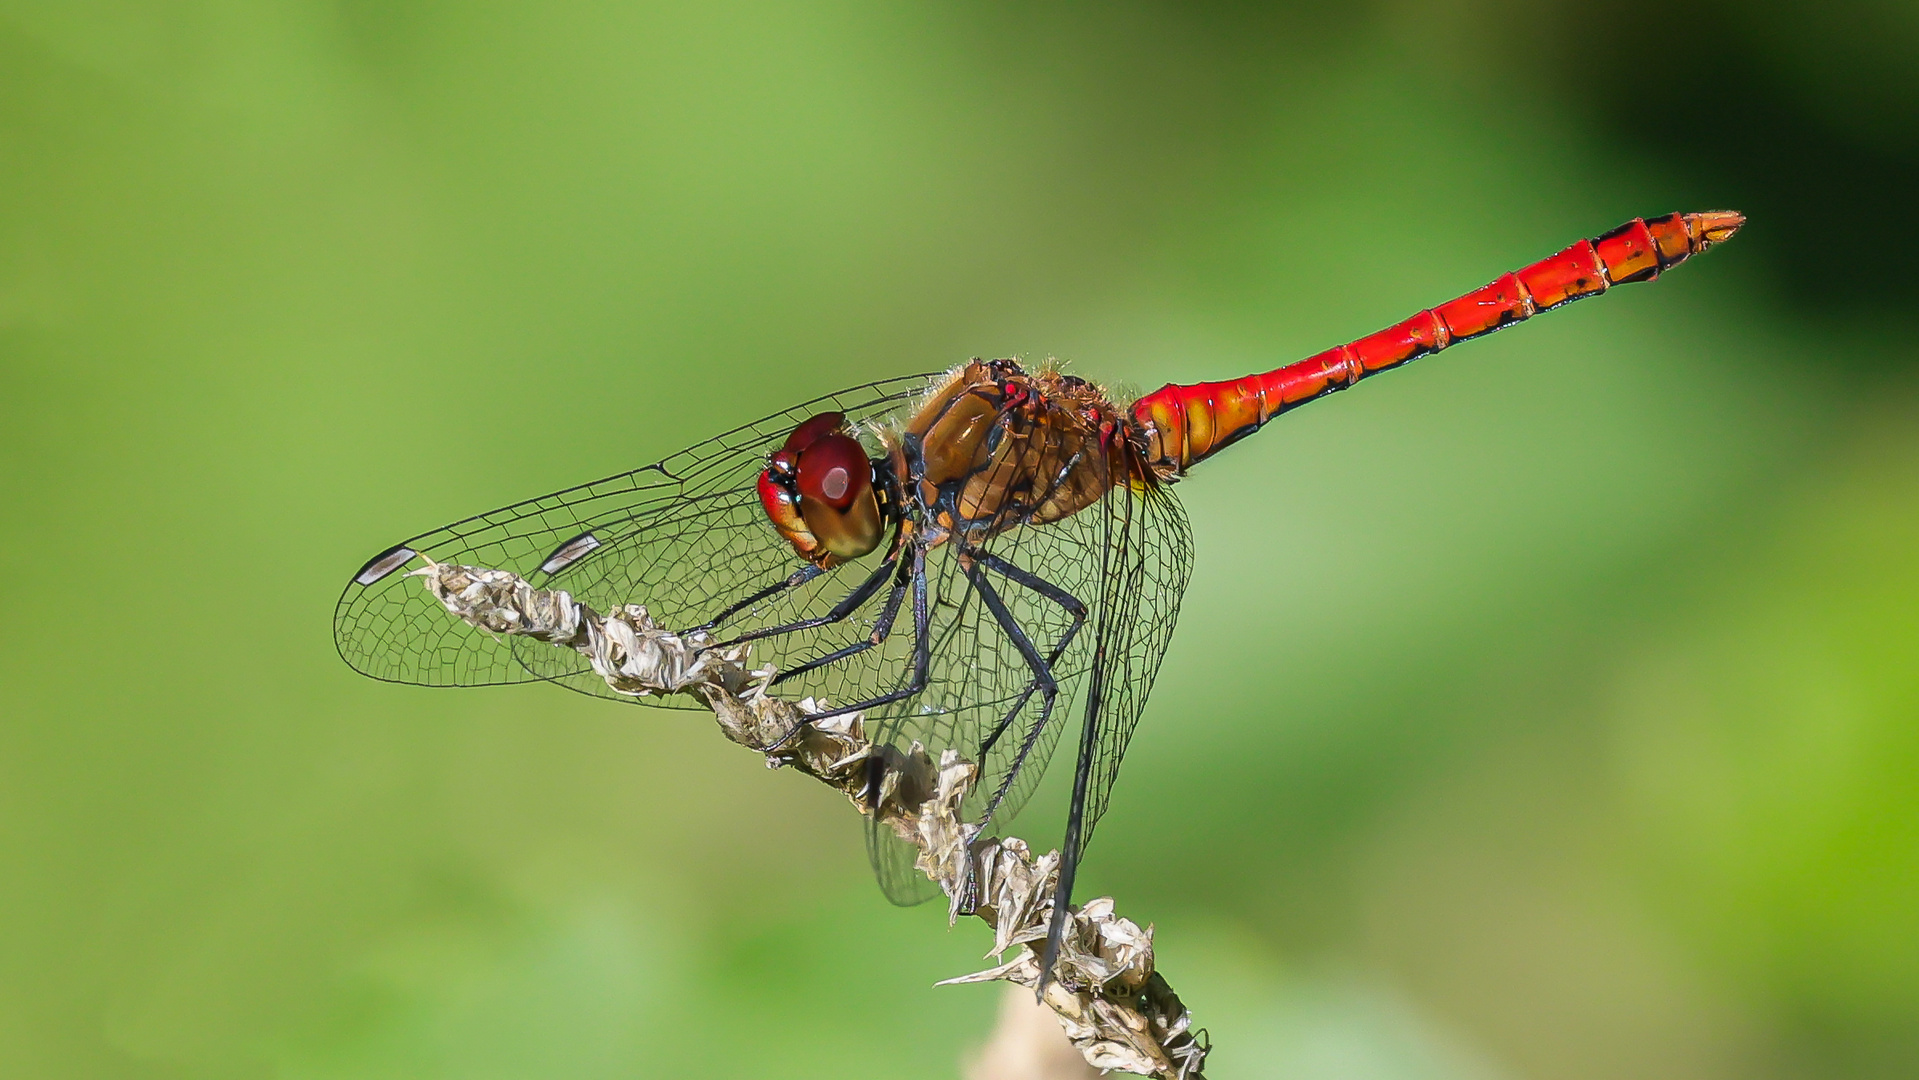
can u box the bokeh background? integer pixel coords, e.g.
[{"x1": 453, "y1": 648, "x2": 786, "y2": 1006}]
[{"x1": 4, "y1": 2, "x2": 1917, "y2": 1077}]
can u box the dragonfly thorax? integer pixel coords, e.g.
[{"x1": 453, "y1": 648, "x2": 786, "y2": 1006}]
[
  {"x1": 903, "y1": 359, "x2": 1143, "y2": 541},
  {"x1": 757, "y1": 411, "x2": 887, "y2": 567}
]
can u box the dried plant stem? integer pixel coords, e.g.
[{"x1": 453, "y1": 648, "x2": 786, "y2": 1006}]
[{"x1": 415, "y1": 560, "x2": 1209, "y2": 1079}]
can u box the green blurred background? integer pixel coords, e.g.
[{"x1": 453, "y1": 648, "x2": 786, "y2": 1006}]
[{"x1": 4, "y1": 2, "x2": 1916, "y2": 1077}]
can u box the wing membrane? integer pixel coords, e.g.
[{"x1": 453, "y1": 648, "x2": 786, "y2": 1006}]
[
  {"x1": 1077, "y1": 479, "x2": 1192, "y2": 849},
  {"x1": 332, "y1": 374, "x2": 938, "y2": 694},
  {"x1": 862, "y1": 448, "x2": 1193, "y2": 905}
]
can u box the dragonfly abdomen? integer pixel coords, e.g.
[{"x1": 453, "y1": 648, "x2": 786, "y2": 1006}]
[{"x1": 1131, "y1": 210, "x2": 1744, "y2": 474}]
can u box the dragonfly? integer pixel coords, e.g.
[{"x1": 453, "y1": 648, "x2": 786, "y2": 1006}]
[{"x1": 335, "y1": 210, "x2": 1743, "y2": 983}]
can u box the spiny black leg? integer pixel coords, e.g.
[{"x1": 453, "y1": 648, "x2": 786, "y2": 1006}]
[
  {"x1": 721, "y1": 549, "x2": 898, "y2": 646},
  {"x1": 976, "y1": 689, "x2": 1055, "y2": 827},
  {"x1": 761, "y1": 543, "x2": 930, "y2": 755},
  {"x1": 1038, "y1": 651, "x2": 1105, "y2": 997},
  {"x1": 955, "y1": 560, "x2": 1064, "y2": 914},
  {"x1": 968, "y1": 550, "x2": 1087, "y2": 661},
  {"x1": 772, "y1": 565, "x2": 911, "y2": 686},
  {"x1": 686, "y1": 563, "x2": 825, "y2": 633},
  {"x1": 959, "y1": 557, "x2": 1063, "y2": 780},
  {"x1": 800, "y1": 542, "x2": 932, "y2": 724},
  {"x1": 953, "y1": 545, "x2": 1092, "y2": 910},
  {"x1": 955, "y1": 692, "x2": 1057, "y2": 919},
  {"x1": 963, "y1": 546, "x2": 1087, "y2": 760},
  {"x1": 962, "y1": 562, "x2": 1060, "y2": 711}
]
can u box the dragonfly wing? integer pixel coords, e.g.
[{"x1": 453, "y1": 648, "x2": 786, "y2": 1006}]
[
  {"x1": 511, "y1": 376, "x2": 944, "y2": 707},
  {"x1": 1076, "y1": 479, "x2": 1193, "y2": 850},
  {"x1": 867, "y1": 811, "x2": 945, "y2": 906},
  {"x1": 858, "y1": 449, "x2": 1192, "y2": 906},
  {"x1": 859, "y1": 495, "x2": 1103, "y2": 904},
  {"x1": 1038, "y1": 477, "x2": 1192, "y2": 973},
  {"x1": 332, "y1": 374, "x2": 939, "y2": 696}
]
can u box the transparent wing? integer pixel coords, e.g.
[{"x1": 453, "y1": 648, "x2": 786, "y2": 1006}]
[
  {"x1": 332, "y1": 374, "x2": 938, "y2": 694},
  {"x1": 862, "y1": 466, "x2": 1193, "y2": 905},
  {"x1": 1076, "y1": 478, "x2": 1192, "y2": 850},
  {"x1": 1032, "y1": 476, "x2": 1193, "y2": 973},
  {"x1": 861, "y1": 509, "x2": 1103, "y2": 905}
]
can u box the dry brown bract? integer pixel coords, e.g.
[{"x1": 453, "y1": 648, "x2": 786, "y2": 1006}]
[{"x1": 414, "y1": 558, "x2": 1209, "y2": 1080}]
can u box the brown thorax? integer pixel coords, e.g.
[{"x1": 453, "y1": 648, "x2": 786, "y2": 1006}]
[{"x1": 896, "y1": 359, "x2": 1145, "y2": 543}]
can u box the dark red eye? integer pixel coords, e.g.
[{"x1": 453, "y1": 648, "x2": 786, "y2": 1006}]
[
  {"x1": 783, "y1": 411, "x2": 846, "y2": 453},
  {"x1": 795, "y1": 433, "x2": 869, "y2": 510}
]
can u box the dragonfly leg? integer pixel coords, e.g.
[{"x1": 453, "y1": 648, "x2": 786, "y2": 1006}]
[
  {"x1": 951, "y1": 557, "x2": 1072, "y2": 914},
  {"x1": 759, "y1": 543, "x2": 932, "y2": 749},
  {"x1": 965, "y1": 548, "x2": 1088, "y2": 756},
  {"x1": 961, "y1": 560, "x2": 1063, "y2": 732},
  {"x1": 957, "y1": 547, "x2": 1092, "y2": 848},
  {"x1": 683, "y1": 562, "x2": 826, "y2": 633},
  {"x1": 770, "y1": 561, "x2": 911, "y2": 686},
  {"x1": 1039, "y1": 650, "x2": 1106, "y2": 995},
  {"x1": 717, "y1": 549, "x2": 899, "y2": 646}
]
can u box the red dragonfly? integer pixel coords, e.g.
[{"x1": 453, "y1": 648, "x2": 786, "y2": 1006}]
[{"x1": 336, "y1": 211, "x2": 1743, "y2": 982}]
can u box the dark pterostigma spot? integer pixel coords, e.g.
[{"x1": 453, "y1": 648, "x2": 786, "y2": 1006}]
[
  {"x1": 539, "y1": 531, "x2": 601, "y2": 576},
  {"x1": 353, "y1": 544, "x2": 417, "y2": 586}
]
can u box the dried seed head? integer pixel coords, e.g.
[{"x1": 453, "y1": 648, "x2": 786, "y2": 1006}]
[{"x1": 412, "y1": 560, "x2": 1209, "y2": 1079}]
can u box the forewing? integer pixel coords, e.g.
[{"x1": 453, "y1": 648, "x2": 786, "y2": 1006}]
[{"x1": 332, "y1": 374, "x2": 938, "y2": 694}]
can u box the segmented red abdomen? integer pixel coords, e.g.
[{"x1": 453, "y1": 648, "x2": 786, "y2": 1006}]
[{"x1": 1130, "y1": 211, "x2": 1744, "y2": 474}]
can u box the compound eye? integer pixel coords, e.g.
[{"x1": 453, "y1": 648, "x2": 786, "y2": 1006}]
[
  {"x1": 795, "y1": 433, "x2": 869, "y2": 511},
  {"x1": 782, "y1": 411, "x2": 847, "y2": 453}
]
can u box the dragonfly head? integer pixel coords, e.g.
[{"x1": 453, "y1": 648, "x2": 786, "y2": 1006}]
[{"x1": 758, "y1": 411, "x2": 885, "y2": 566}]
